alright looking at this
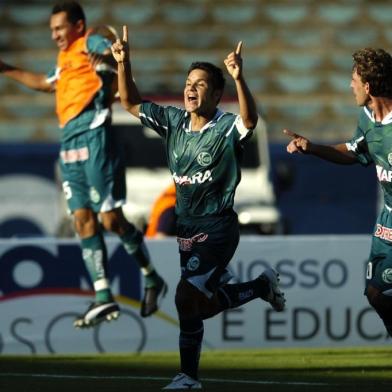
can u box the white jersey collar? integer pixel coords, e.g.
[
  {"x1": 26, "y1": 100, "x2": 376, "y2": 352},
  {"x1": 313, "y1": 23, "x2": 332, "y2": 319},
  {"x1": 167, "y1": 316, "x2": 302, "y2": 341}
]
[
  {"x1": 363, "y1": 106, "x2": 392, "y2": 125},
  {"x1": 185, "y1": 109, "x2": 225, "y2": 133}
]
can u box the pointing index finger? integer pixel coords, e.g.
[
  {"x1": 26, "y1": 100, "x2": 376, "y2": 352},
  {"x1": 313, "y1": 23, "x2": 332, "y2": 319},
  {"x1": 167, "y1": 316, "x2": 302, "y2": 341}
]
[
  {"x1": 283, "y1": 129, "x2": 299, "y2": 139},
  {"x1": 235, "y1": 41, "x2": 242, "y2": 55},
  {"x1": 122, "y1": 25, "x2": 128, "y2": 43}
]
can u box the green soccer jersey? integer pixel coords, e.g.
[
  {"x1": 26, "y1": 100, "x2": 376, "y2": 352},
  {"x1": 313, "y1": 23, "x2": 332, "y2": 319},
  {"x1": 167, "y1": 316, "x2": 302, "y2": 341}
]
[
  {"x1": 140, "y1": 102, "x2": 253, "y2": 220},
  {"x1": 347, "y1": 106, "x2": 392, "y2": 206}
]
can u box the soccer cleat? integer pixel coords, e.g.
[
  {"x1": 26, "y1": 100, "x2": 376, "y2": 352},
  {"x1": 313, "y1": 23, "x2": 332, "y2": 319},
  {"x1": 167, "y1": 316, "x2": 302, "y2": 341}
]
[
  {"x1": 162, "y1": 373, "x2": 202, "y2": 390},
  {"x1": 74, "y1": 301, "x2": 120, "y2": 328},
  {"x1": 260, "y1": 268, "x2": 286, "y2": 312},
  {"x1": 140, "y1": 276, "x2": 168, "y2": 318}
]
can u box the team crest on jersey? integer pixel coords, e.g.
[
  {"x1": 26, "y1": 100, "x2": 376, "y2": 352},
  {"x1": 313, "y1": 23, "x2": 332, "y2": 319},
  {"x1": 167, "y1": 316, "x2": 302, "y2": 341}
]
[
  {"x1": 382, "y1": 268, "x2": 392, "y2": 284},
  {"x1": 186, "y1": 255, "x2": 200, "y2": 271},
  {"x1": 197, "y1": 152, "x2": 212, "y2": 167},
  {"x1": 388, "y1": 153, "x2": 392, "y2": 166}
]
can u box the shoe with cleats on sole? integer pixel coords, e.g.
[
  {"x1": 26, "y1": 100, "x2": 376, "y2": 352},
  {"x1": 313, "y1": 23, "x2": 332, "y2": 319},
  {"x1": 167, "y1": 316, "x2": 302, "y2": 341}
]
[
  {"x1": 74, "y1": 301, "x2": 120, "y2": 328},
  {"x1": 260, "y1": 268, "x2": 286, "y2": 312},
  {"x1": 163, "y1": 373, "x2": 202, "y2": 390}
]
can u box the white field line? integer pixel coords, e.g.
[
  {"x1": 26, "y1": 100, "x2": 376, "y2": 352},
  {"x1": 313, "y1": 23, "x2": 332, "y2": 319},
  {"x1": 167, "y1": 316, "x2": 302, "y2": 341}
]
[{"x1": 0, "y1": 372, "x2": 330, "y2": 386}]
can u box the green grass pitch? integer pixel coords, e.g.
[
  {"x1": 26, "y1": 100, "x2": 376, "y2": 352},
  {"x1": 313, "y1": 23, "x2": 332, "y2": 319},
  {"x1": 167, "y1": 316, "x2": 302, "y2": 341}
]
[{"x1": 1, "y1": 347, "x2": 391, "y2": 391}]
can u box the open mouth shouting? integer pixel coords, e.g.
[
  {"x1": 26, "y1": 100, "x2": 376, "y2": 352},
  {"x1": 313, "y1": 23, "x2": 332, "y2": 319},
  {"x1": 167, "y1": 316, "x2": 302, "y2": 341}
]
[{"x1": 185, "y1": 92, "x2": 199, "y2": 111}]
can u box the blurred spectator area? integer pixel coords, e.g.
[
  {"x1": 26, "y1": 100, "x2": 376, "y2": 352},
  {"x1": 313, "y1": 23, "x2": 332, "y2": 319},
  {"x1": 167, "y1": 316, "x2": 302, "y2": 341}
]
[{"x1": 1, "y1": 0, "x2": 392, "y2": 142}]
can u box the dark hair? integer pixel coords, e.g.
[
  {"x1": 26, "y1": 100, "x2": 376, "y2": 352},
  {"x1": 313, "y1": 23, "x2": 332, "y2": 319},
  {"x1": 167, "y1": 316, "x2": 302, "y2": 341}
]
[
  {"x1": 352, "y1": 48, "x2": 392, "y2": 98},
  {"x1": 52, "y1": 1, "x2": 86, "y2": 26},
  {"x1": 187, "y1": 62, "x2": 226, "y2": 93}
]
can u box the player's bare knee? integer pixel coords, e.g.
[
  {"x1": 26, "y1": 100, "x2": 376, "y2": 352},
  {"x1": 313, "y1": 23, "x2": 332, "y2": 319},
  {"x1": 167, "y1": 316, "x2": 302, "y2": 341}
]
[
  {"x1": 101, "y1": 216, "x2": 120, "y2": 233},
  {"x1": 100, "y1": 209, "x2": 129, "y2": 235},
  {"x1": 74, "y1": 213, "x2": 97, "y2": 237}
]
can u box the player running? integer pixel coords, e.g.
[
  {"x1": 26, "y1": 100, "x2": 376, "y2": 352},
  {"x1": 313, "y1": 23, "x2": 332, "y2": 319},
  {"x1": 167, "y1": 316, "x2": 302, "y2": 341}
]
[
  {"x1": 112, "y1": 25, "x2": 286, "y2": 390},
  {"x1": 0, "y1": 1, "x2": 167, "y2": 327},
  {"x1": 285, "y1": 47, "x2": 392, "y2": 340}
]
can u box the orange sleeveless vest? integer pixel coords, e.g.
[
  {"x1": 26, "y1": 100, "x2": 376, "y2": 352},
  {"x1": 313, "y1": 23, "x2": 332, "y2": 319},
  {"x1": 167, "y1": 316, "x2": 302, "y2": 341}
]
[
  {"x1": 145, "y1": 183, "x2": 176, "y2": 238},
  {"x1": 55, "y1": 34, "x2": 102, "y2": 127}
]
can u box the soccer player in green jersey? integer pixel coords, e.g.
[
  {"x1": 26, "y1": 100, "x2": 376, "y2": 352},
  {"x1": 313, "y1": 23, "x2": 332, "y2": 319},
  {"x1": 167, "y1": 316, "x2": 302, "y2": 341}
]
[
  {"x1": 285, "y1": 48, "x2": 392, "y2": 339},
  {"x1": 0, "y1": 2, "x2": 167, "y2": 327},
  {"x1": 112, "y1": 26, "x2": 286, "y2": 389}
]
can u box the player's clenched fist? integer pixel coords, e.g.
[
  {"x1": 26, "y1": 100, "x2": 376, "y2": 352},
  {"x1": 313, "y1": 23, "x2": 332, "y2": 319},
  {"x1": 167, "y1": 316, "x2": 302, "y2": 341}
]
[
  {"x1": 224, "y1": 41, "x2": 243, "y2": 80},
  {"x1": 111, "y1": 25, "x2": 129, "y2": 63},
  {"x1": 284, "y1": 129, "x2": 311, "y2": 154}
]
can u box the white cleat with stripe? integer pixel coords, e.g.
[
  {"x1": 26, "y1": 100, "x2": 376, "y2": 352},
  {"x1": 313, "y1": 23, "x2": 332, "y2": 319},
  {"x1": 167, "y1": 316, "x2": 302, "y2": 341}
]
[
  {"x1": 163, "y1": 373, "x2": 202, "y2": 390},
  {"x1": 74, "y1": 301, "x2": 120, "y2": 328}
]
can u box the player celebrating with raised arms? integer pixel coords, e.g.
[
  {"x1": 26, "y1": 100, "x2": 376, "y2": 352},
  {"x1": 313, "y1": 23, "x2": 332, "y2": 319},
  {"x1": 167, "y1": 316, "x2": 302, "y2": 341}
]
[
  {"x1": 0, "y1": 2, "x2": 167, "y2": 327},
  {"x1": 285, "y1": 48, "x2": 392, "y2": 340},
  {"x1": 112, "y1": 26, "x2": 286, "y2": 389}
]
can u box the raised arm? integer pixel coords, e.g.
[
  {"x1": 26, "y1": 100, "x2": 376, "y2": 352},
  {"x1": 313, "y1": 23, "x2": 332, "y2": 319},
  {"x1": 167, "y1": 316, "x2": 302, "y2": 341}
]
[
  {"x1": 284, "y1": 129, "x2": 358, "y2": 164},
  {"x1": 111, "y1": 25, "x2": 142, "y2": 118},
  {"x1": 224, "y1": 41, "x2": 258, "y2": 130},
  {"x1": 0, "y1": 60, "x2": 53, "y2": 92}
]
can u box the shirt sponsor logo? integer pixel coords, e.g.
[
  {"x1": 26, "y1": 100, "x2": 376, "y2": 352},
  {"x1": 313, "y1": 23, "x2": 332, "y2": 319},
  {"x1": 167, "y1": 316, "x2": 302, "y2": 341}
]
[
  {"x1": 374, "y1": 223, "x2": 392, "y2": 242},
  {"x1": 173, "y1": 170, "x2": 212, "y2": 185},
  {"x1": 177, "y1": 233, "x2": 208, "y2": 251},
  {"x1": 376, "y1": 165, "x2": 392, "y2": 182}
]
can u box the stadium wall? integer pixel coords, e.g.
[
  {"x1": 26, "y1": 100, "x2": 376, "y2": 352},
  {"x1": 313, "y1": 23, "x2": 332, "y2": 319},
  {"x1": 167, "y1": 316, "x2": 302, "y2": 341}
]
[{"x1": 0, "y1": 236, "x2": 387, "y2": 355}]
